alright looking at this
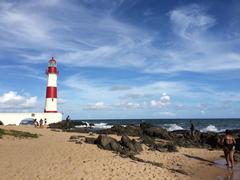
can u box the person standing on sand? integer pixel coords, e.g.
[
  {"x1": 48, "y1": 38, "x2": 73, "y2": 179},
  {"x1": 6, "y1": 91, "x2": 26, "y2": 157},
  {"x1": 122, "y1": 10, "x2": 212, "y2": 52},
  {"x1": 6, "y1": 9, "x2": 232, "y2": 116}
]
[
  {"x1": 39, "y1": 119, "x2": 43, "y2": 128},
  {"x1": 66, "y1": 115, "x2": 70, "y2": 130},
  {"x1": 221, "y1": 129, "x2": 236, "y2": 168},
  {"x1": 33, "y1": 119, "x2": 37, "y2": 128},
  {"x1": 190, "y1": 120, "x2": 195, "y2": 138}
]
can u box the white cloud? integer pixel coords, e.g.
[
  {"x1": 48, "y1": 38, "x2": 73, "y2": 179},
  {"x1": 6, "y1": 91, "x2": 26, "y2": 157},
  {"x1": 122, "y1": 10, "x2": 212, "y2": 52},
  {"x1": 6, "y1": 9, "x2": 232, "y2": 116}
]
[
  {"x1": 83, "y1": 102, "x2": 110, "y2": 110},
  {"x1": 0, "y1": 91, "x2": 37, "y2": 111},
  {"x1": 125, "y1": 102, "x2": 141, "y2": 109},
  {"x1": 150, "y1": 93, "x2": 171, "y2": 108}
]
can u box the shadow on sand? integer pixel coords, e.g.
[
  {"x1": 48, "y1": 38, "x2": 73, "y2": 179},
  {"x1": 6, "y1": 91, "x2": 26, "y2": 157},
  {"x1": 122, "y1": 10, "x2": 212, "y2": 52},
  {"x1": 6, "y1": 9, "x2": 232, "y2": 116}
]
[{"x1": 184, "y1": 154, "x2": 215, "y2": 165}]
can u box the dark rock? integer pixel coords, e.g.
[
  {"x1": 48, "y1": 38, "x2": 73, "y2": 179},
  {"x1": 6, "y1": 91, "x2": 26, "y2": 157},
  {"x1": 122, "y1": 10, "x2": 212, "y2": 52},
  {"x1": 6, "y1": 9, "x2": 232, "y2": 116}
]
[
  {"x1": 0, "y1": 121, "x2": 3, "y2": 125},
  {"x1": 110, "y1": 141, "x2": 122, "y2": 152},
  {"x1": 236, "y1": 137, "x2": 240, "y2": 151},
  {"x1": 69, "y1": 128, "x2": 91, "y2": 133},
  {"x1": 140, "y1": 135, "x2": 155, "y2": 145},
  {"x1": 143, "y1": 127, "x2": 172, "y2": 140},
  {"x1": 148, "y1": 142, "x2": 177, "y2": 152},
  {"x1": 97, "y1": 125, "x2": 142, "y2": 137},
  {"x1": 89, "y1": 123, "x2": 95, "y2": 127},
  {"x1": 165, "y1": 143, "x2": 178, "y2": 152},
  {"x1": 132, "y1": 139, "x2": 143, "y2": 153},
  {"x1": 69, "y1": 135, "x2": 85, "y2": 140},
  {"x1": 95, "y1": 135, "x2": 119, "y2": 151},
  {"x1": 120, "y1": 135, "x2": 143, "y2": 154},
  {"x1": 85, "y1": 137, "x2": 96, "y2": 144},
  {"x1": 75, "y1": 140, "x2": 82, "y2": 144},
  {"x1": 234, "y1": 151, "x2": 240, "y2": 162},
  {"x1": 120, "y1": 135, "x2": 132, "y2": 146},
  {"x1": 140, "y1": 123, "x2": 153, "y2": 130},
  {"x1": 49, "y1": 120, "x2": 75, "y2": 129},
  {"x1": 200, "y1": 132, "x2": 220, "y2": 148}
]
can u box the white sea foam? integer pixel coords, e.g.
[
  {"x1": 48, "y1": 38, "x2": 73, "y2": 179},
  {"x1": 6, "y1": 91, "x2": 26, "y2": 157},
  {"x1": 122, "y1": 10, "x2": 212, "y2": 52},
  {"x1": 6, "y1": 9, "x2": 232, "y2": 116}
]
[
  {"x1": 93, "y1": 123, "x2": 113, "y2": 129},
  {"x1": 164, "y1": 124, "x2": 184, "y2": 131},
  {"x1": 76, "y1": 122, "x2": 113, "y2": 129},
  {"x1": 200, "y1": 125, "x2": 225, "y2": 132}
]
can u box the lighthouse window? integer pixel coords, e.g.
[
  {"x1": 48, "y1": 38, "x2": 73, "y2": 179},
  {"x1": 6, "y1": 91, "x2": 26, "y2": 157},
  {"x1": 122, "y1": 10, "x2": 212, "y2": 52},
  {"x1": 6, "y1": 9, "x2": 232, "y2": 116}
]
[
  {"x1": 49, "y1": 61, "x2": 56, "y2": 67},
  {"x1": 52, "y1": 98, "x2": 54, "y2": 101}
]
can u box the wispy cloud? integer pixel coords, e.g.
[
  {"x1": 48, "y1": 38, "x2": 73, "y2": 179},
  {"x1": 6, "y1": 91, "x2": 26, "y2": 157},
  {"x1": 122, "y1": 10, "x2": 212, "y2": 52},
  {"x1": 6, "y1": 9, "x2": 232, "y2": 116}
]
[{"x1": 1, "y1": 1, "x2": 240, "y2": 73}]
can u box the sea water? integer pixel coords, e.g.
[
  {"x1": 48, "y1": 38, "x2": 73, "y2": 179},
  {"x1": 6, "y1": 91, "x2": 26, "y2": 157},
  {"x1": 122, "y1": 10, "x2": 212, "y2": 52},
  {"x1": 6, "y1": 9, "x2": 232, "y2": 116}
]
[{"x1": 74, "y1": 118, "x2": 240, "y2": 132}]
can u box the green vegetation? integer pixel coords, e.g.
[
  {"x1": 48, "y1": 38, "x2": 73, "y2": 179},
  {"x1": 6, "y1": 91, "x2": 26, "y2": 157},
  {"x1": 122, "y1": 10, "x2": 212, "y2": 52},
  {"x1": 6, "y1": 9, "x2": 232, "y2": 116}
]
[{"x1": 0, "y1": 128, "x2": 39, "y2": 139}]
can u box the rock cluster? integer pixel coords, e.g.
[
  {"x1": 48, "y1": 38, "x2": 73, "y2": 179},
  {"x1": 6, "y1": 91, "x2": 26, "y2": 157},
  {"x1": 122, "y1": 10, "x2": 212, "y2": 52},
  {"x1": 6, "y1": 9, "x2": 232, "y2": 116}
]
[{"x1": 56, "y1": 121, "x2": 240, "y2": 160}]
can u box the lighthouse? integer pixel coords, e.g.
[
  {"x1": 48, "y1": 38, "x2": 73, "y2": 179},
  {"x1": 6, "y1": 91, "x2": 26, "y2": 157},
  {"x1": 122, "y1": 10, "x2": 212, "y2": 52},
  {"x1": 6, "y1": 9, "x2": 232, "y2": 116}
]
[
  {"x1": 0, "y1": 57, "x2": 63, "y2": 125},
  {"x1": 44, "y1": 57, "x2": 58, "y2": 113}
]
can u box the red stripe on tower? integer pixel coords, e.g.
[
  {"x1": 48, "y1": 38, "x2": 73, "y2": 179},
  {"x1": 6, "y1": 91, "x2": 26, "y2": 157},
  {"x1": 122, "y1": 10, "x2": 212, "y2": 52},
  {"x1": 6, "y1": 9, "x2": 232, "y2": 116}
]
[
  {"x1": 46, "y1": 87, "x2": 57, "y2": 98},
  {"x1": 48, "y1": 67, "x2": 57, "y2": 74}
]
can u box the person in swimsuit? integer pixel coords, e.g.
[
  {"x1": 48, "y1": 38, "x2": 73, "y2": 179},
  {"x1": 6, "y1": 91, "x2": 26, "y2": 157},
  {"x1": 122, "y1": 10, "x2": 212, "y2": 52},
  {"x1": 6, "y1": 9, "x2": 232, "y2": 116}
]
[{"x1": 221, "y1": 129, "x2": 236, "y2": 168}]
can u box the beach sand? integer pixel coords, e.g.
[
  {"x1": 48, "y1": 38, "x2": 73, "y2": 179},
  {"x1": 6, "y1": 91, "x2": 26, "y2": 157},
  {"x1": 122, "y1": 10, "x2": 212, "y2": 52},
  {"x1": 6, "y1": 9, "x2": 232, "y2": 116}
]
[{"x1": 0, "y1": 126, "x2": 228, "y2": 180}]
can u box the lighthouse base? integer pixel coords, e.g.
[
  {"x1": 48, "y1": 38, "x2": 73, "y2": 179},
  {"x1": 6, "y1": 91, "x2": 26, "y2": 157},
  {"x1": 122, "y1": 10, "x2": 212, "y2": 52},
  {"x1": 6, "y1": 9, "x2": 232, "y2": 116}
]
[{"x1": 0, "y1": 112, "x2": 62, "y2": 125}]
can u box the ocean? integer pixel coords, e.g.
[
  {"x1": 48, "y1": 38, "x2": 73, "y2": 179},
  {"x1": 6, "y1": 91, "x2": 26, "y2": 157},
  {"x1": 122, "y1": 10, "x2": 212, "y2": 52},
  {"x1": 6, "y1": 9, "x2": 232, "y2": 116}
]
[{"x1": 74, "y1": 118, "x2": 240, "y2": 132}]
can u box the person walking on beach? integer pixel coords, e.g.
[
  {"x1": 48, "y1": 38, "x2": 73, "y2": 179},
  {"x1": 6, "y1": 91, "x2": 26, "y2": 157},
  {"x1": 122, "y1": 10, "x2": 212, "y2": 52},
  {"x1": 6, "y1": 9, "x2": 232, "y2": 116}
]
[
  {"x1": 221, "y1": 129, "x2": 236, "y2": 168},
  {"x1": 190, "y1": 120, "x2": 195, "y2": 138},
  {"x1": 66, "y1": 115, "x2": 70, "y2": 130},
  {"x1": 33, "y1": 119, "x2": 37, "y2": 128},
  {"x1": 39, "y1": 119, "x2": 43, "y2": 128}
]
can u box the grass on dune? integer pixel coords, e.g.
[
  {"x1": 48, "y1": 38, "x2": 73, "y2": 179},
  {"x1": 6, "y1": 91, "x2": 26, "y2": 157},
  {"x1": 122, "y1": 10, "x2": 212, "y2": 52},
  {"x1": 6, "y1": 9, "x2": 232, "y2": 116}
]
[{"x1": 0, "y1": 128, "x2": 39, "y2": 139}]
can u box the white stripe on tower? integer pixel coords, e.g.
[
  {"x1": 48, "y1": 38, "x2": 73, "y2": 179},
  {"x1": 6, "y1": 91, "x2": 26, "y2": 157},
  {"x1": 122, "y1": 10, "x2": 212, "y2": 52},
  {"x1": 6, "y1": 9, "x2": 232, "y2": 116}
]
[{"x1": 44, "y1": 57, "x2": 58, "y2": 113}]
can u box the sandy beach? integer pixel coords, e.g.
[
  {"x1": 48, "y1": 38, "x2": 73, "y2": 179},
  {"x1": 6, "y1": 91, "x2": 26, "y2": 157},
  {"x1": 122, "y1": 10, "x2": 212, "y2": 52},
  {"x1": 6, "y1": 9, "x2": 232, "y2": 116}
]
[{"x1": 0, "y1": 126, "x2": 228, "y2": 180}]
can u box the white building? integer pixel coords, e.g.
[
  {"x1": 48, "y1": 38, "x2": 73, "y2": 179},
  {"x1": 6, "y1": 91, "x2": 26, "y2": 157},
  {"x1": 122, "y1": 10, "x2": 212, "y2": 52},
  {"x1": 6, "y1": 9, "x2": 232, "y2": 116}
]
[{"x1": 0, "y1": 57, "x2": 62, "y2": 125}]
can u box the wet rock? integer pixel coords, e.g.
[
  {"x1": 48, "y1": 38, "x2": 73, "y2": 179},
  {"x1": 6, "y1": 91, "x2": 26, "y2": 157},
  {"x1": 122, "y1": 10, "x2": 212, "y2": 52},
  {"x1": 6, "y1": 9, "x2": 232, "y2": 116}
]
[
  {"x1": 234, "y1": 151, "x2": 240, "y2": 162},
  {"x1": 143, "y1": 127, "x2": 172, "y2": 140}
]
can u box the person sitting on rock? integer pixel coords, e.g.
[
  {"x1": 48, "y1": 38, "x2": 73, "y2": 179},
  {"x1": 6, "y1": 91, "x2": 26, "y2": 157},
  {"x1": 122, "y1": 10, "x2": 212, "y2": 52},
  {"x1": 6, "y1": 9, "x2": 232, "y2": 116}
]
[{"x1": 221, "y1": 129, "x2": 236, "y2": 168}]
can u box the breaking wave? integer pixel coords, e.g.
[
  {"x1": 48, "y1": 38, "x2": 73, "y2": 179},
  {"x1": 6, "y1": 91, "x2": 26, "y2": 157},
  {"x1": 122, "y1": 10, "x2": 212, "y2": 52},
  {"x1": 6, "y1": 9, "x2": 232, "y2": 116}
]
[
  {"x1": 200, "y1": 125, "x2": 225, "y2": 132},
  {"x1": 164, "y1": 124, "x2": 184, "y2": 131},
  {"x1": 76, "y1": 122, "x2": 112, "y2": 129}
]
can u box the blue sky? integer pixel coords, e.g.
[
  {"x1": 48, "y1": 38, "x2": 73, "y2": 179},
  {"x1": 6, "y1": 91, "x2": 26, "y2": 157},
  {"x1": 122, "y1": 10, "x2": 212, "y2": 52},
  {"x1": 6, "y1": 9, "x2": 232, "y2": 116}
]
[{"x1": 0, "y1": 0, "x2": 240, "y2": 119}]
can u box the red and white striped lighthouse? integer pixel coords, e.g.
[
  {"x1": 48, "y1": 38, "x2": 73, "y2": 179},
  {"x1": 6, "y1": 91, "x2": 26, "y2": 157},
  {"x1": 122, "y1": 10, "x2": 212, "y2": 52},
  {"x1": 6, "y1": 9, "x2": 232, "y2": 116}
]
[{"x1": 44, "y1": 57, "x2": 58, "y2": 113}]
